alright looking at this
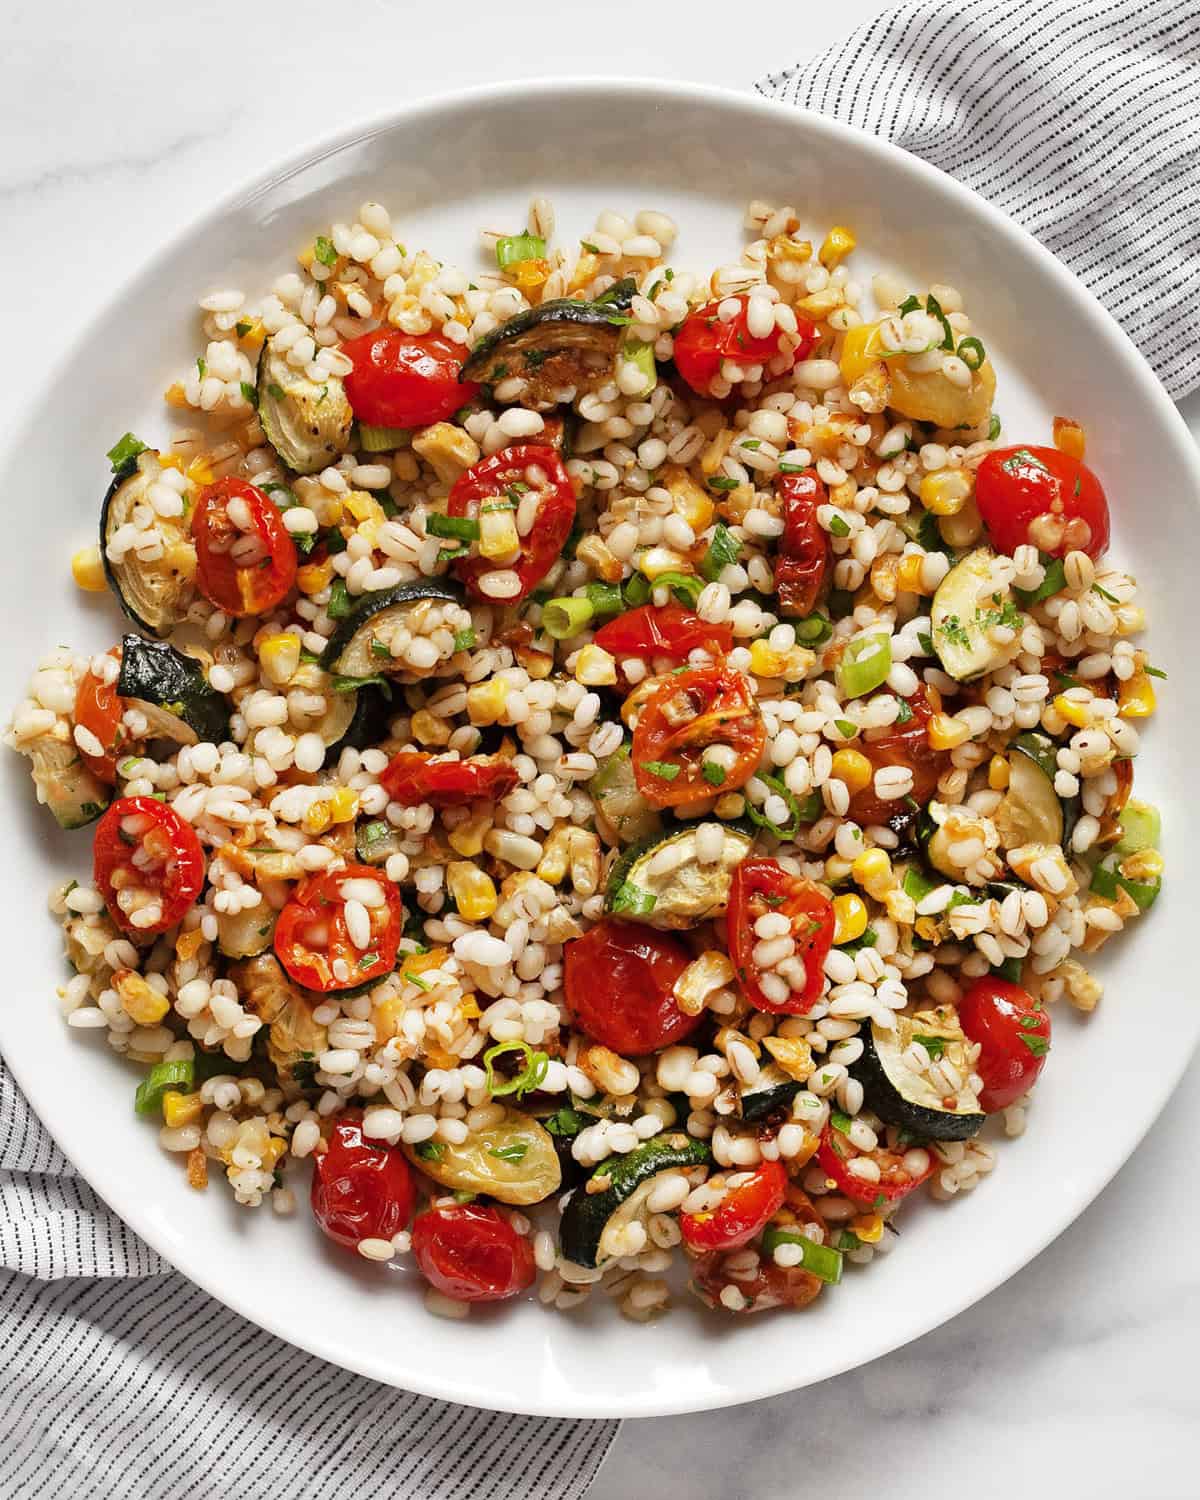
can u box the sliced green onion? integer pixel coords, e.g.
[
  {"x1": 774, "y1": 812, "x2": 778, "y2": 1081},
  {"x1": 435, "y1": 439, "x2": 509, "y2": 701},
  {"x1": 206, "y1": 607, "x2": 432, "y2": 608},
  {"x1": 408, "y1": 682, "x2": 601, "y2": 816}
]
[
  {"x1": 584, "y1": 581, "x2": 624, "y2": 618},
  {"x1": 542, "y1": 595, "x2": 595, "y2": 640},
  {"x1": 327, "y1": 579, "x2": 351, "y2": 619},
  {"x1": 452, "y1": 627, "x2": 477, "y2": 652},
  {"x1": 135, "y1": 1058, "x2": 194, "y2": 1116},
  {"x1": 610, "y1": 881, "x2": 657, "y2": 916},
  {"x1": 359, "y1": 424, "x2": 410, "y2": 453},
  {"x1": 925, "y1": 293, "x2": 955, "y2": 351},
  {"x1": 897, "y1": 294, "x2": 921, "y2": 316},
  {"x1": 496, "y1": 232, "x2": 546, "y2": 269},
  {"x1": 830, "y1": 1109, "x2": 853, "y2": 1134},
  {"x1": 543, "y1": 1106, "x2": 592, "y2": 1138},
  {"x1": 761, "y1": 1227, "x2": 844, "y2": 1285},
  {"x1": 1114, "y1": 801, "x2": 1160, "y2": 856},
  {"x1": 700, "y1": 522, "x2": 742, "y2": 582},
  {"x1": 794, "y1": 613, "x2": 833, "y2": 645},
  {"x1": 483, "y1": 1039, "x2": 549, "y2": 1099},
  {"x1": 957, "y1": 337, "x2": 986, "y2": 371},
  {"x1": 988, "y1": 413, "x2": 1002, "y2": 442},
  {"x1": 107, "y1": 432, "x2": 148, "y2": 473},
  {"x1": 833, "y1": 718, "x2": 857, "y2": 740},
  {"x1": 426, "y1": 513, "x2": 480, "y2": 541},
  {"x1": 828, "y1": 514, "x2": 851, "y2": 538},
  {"x1": 652, "y1": 571, "x2": 703, "y2": 608},
  {"x1": 902, "y1": 866, "x2": 938, "y2": 904},
  {"x1": 836, "y1": 631, "x2": 892, "y2": 699},
  {"x1": 623, "y1": 574, "x2": 651, "y2": 607},
  {"x1": 621, "y1": 336, "x2": 658, "y2": 394},
  {"x1": 1014, "y1": 556, "x2": 1067, "y2": 607},
  {"x1": 746, "y1": 771, "x2": 809, "y2": 840}
]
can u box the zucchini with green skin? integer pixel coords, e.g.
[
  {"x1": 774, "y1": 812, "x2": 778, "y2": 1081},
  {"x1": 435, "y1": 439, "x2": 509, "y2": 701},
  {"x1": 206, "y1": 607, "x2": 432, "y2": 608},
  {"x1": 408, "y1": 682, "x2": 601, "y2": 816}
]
[
  {"x1": 117, "y1": 635, "x2": 230, "y2": 746},
  {"x1": 559, "y1": 1133, "x2": 712, "y2": 1268},
  {"x1": 739, "y1": 1064, "x2": 802, "y2": 1123},
  {"x1": 588, "y1": 740, "x2": 662, "y2": 846},
  {"x1": 604, "y1": 824, "x2": 754, "y2": 928},
  {"x1": 930, "y1": 546, "x2": 1019, "y2": 682},
  {"x1": 460, "y1": 278, "x2": 637, "y2": 402},
  {"x1": 994, "y1": 731, "x2": 1077, "y2": 848},
  {"x1": 100, "y1": 451, "x2": 196, "y2": 637},
  {"x1": 320, "y1": 580, "x2": 465, "y2": 679},
  {"x1": 257, "y1": 339, "x2": 353, "y2": 475},
  {"x1": 24, "y1": 731, "x2": 111, "y2": 829},
  {"x1": 852, "y1": 1015, "x2": 985, "y2": 1141}
]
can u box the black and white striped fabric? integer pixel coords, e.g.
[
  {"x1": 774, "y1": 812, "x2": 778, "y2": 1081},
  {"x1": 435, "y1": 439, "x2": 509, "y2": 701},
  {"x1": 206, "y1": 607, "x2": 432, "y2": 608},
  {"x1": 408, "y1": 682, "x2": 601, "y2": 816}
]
[
  {"x1": 757, "y1": 0, "x2": 1200, "y2": 399},
  {"x1": 0, "y1": 1062, "x2": 617, "y2": 1499}
]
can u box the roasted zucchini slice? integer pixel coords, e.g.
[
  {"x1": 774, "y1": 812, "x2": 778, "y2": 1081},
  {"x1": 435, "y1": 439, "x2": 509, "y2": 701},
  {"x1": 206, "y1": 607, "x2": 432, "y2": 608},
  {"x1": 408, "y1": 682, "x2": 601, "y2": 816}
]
[
  {"x1": 257, "y1": 339, "x2": 353, "y2": 475},
  {"x1": 589, "y1": 740, "x2": 662, "y2": 846},
  {"x1": 994, "y1": 731, "x2": 1075, "y2": 848},
  {"x1": 100, "y1": 450, "x2": 196, "y2": 637},
  {"x1": 320, "y1": 580, "x2": 466, "y2": 679},
  {"x1": 930, "y1": 546, "x2": 1017, "y2": 682},
  {"x1": 23, "y1": 730, "x2": 111, "y2": 829},
  {"x1": 604, "y1": 824, "x2": 754, "y2": 928},
  {"x1": 117, "y1": 635, "x2": 230, "y2": 746},
  {"x1": 852, "y1": 1013, "x2": 985, "y2": 1141},
  {"x1": 402, "y1": 1108, "x2": 561, "y2": 1206},
  {"x1": 739, "y1": 1064, "x2": 803, "y2": 1123}
]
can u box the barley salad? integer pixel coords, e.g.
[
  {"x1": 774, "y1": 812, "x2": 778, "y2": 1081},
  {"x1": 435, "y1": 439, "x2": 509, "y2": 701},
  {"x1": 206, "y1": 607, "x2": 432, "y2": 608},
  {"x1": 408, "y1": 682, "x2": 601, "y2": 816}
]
[{"x1": 7, "y1": 194, "x2": 1164, "y2": 1321}]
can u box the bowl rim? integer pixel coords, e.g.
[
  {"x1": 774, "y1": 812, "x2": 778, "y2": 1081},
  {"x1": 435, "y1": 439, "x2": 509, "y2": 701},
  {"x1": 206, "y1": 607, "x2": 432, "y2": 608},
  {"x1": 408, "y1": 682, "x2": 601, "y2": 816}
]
[{"x1": 4, "y1": 75, "x2": 1198, "y2": 1418}]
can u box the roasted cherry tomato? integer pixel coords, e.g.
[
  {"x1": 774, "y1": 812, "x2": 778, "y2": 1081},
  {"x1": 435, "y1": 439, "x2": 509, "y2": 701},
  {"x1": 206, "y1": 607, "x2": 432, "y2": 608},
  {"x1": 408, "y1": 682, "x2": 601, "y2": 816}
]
[
  {"x1": 681, "y1": 1160, "x2": 788, "y2": 1254},
  {"x1": 593, "y1": 603, "x2": 733, "y2": 668},
  {"x1": 93, "y1": 795, "x2": 205, "y2": 937},
  {"x1": 975, "y1": 444, "x2": 1110, "y2": 560},
  {"x1": 816, "y1": 1119, "x2": 934, "y2": 1206},
  {"x1": 447, "y1": 445, "x2": 576, "y2": 604},
  {"x1": 631, "y1": 663, "x2": 765, "y2": 809},
  {"x1": 673, "y1": 296, "x2": 818, "y2": 396},
  {"x1": 341, "y1": 327, "x2": 479, "y2": 429},
  {"x1": 274, "y1": 863, "x2": 403, "y2": 993},
  {"x1": 727, "y1": 858, "x2": 834, "y2": 1016},
  {"x1": 774, "y1": 468, "x2": 830, "y2": 618},
  {"x1": 192, "y1": 477, "x2": 298, "y2": 617},
  {"x1": 411, "y1": 1202, "x2": 536, "y2": 1303},
  {"x1": 847, "y1": 683, "x2": 948, "y2": 828},
  {"x1": 957, "y1": 977, "x2": 1051, "y2": 1112},
  {"x1": 691, "y1": 1189, "x2": 828, "y2": 1313},
  {"x1": 74, "y1": 647, "x2": 125, "y2": 784},
  {"x1": 380, "y1": 751, "x2": 519, "y2": 808},
  {"x1": 563, "y1": 918, "x2": 700, "y2": 1054},
  {"x1": 310, "y1": 1113, "x2": 415, "y2": 1251}
]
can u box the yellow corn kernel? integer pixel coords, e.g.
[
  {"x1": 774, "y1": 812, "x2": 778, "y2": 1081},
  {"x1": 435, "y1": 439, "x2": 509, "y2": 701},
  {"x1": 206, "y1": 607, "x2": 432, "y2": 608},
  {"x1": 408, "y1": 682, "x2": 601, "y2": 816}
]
[
  {"x1": 831, "y1": 749, "x2": 873, "y2": 795},
  {"x1": 574, "y1": 534, "x2": 623, "y2": 584},
  {"x1": 186, "y1": 457, "x2": 215, "y2": 486},
  {"x1": 509, "y1": 258, "x2": 550, "y2": 292},
  {"x1": 1114, "y1": 604, "x2": 1146, "y2": 636},
  {"x1": 1053, "y1": 694, "x2": 1092, "y2": 728},
  {"x1": 345, "y1": 490, "x2": 386, "y2": 527},
  {"x1": 851, "y1": 848, "x2": 892, "y2": 899},
  {"x1": 261, "y1": 1137, "x2": 288, "y2": 1171},
  {"x1": 448, "y1": 809, "x2": 492, "y2": 857},
  {"x1": 322, "y1": 497, "x2": 345, "y2": 527},
  {"x1": 573, "y1": 644, "x2": 618, "y2": 687},
  {"x1": 761, "y1": 1035, "x2": 815, "y2": 1083},
  {"x1": 638, "y1": 546, "x2": 692, "y2": 581},
  {"x1": 700, "y1": 428, "x2": 735, "y2": 476},
  {"x1": 825, "y1": 855, "x2": 854, "y2": 884},
  {"x1": 849, "y1": 1212, "x2": 885, "y2": 1244},
  {"x1": 466, "y1": 678, "x2": 509, "y2": 725},
  {"x1": 328, "y1": 787, "x2": 358, "y2": 823},
  {"x1": 296, "y1": 558, "x2": 334, "y2": 595},
  {"x1": 536, "y1": 826, "x2": 572, "y2": 884},
  {"x1": 410, "y1": 708, "x2": 452, "y2": 747},
  {"x1": 412, "y1": 422, "x2": 480, "y2": 485},
  {"x1": 478, "y1": 506, "x2": 521, "y2": 560},
  {"x1": 832, "y1": 893, "x2": 868, "y2": 945},
  {"x1": 929, "y1": 713, "x2": 971, "y2": 750},
  {"x1": 819, "y1": 225, "x2": 856, "y2": 269},
  {"x1": 896, "y1": 553, "x2": 929, "y2": 596},
  {"x1": 237, "y1": 318, "x2": 267, "y2": 355},
  {"x1": 164, "y1": 381, "x2": 190, "y2": 409},
  {"x1": 663, "y1": 466, "x2": 715, "y2": 534},
  {"x1": 919, "y1": 469, "x2": 972, "y2": 516},
  {"x1": 1052, "y1": 415, "x2": 1086, "y2": 460},
  {"x1": 115, "y1": 970, "x2": 170, "y2": 1025},
  {"x1": 566, "y1": 251, "x2": 600, "y2": 294},
  {"x1": 838, "y1": 320, "x2": 880, "y2": 385},
  {"x1": 297, "y1": 246, "x2": 316, "y2": 270},
  {"x1": 258, "y1": 632, "x2": 301, "y2": 686},
  {"x1": 71, "y1": 545, "x2": 106, "y2": 592},
  {"x1": 749, "y1": 639, "x2": 788, "y2": 678},
  {"x1": 163, "y1": 1090, "x2": 204, "y2": 1129},
  {"x1": 301, "y1": 802, "x2": 332, "y2": 835},
  {"x1": 459, "y1": 994, "x2": 481, "y2": 1019},
  {"x1": 988, "y1": 755, "x2": 1010, "y2": 790},
  {"x1": 1118, "y1": 671, "x2": 1156, "y2": 719},
  {"x1": 1121, "y1": 848, "x2": 1164, "y2": 882},
  {"x1": 404, "y1": 946, "x2": 450, "y2": 979},
  {"x1": 446, "y1": 861, "x2": 498, "y2": 922}
]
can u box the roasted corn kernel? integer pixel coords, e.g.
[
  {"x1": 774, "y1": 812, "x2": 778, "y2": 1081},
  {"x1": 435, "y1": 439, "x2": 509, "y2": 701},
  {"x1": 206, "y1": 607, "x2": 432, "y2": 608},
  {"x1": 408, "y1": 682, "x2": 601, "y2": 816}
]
[{"x1": 832, "y1": 893, "x2": 869, "y2": 945}]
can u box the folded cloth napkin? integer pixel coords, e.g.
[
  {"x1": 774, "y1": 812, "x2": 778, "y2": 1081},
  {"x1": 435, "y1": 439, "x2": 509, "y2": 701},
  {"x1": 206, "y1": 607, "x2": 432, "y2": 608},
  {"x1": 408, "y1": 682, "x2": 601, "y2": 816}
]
[
  {"x1": 757, "y1": 0, "x2": 1200, "y2": 399},
  {"x1": 0, "y1": 1063, "x2": 617, "y2": 1499}
]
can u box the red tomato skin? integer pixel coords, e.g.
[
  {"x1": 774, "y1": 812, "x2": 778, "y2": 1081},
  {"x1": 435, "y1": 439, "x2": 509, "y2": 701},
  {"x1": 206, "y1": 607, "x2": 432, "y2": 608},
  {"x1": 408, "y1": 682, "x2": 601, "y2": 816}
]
[
  {"x1": 311, "y1": 1114, "x2": 415, "y2": 1251},
  {"x1": 957, "y1": 977, "x2": 1051, "y2": 1111},
  {"x1": 631, "y1": 663, "x2": 766, "y2": 810},
  {"x1": 563, "y1": 919, "x2": 700, "y2": 1054},
  {"x1": 411, "y1": 1203, "x2": 535, "y2": 1302},
  {"x1": 341, "y1": 328, "x2": 479, "y2": 428},
  {"x1": 691, "y1": 1188, "x2": 827, "y2": 1313},
  {"x1": 673, "y1": 297, "x2": 819, "y2": 396},
  {"x1": 815, "y1": 1122, "x2": 935, "y2": 1206},
  {"x1": 447, "y1": 445, "x2": 576, "y2": 603},
  {"x1": 727, "y1": 859, "x2": 834, "y2": 1016},
  {"x1": 93, "y1": 795, "x2": 206, "y2": 937},
  {"x1": 74, "y1": 648, "x2": 125, "y2": 783},
  {"x1": 681, "y1": 1160, "x2": 788, "y2": 1254},
  {"x1": 975, "y1": 445, "x2": 1110, "y2": 560},
  {"x1": 593, "y1": 603, "x2": 733, "y2": 664},
  {"x1": 380, "y1": 752, "x2": 519, "y2": 808},
  {"x1": 274, "y1": 864, "x2": 403, "y2": 993},
  {"x1": 847, "y1": 684, "x2": 948, "y2": 828},
  {"x1": 774, "y1": 470, "x2": 830, "y2": 618},
  {"x1": 192, "y1": 477, "x2": 298, "y2": 617}
]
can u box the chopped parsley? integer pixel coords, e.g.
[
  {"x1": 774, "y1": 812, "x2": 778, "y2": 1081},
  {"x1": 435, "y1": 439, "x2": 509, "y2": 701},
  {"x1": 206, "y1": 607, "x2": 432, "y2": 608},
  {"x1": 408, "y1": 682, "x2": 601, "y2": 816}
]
[
  {"x1": 833, "y1": 718, "x2": 858, "y2": 739},
  {"x1": 643, "y1": 760, "x2": 681, "y2": 780},
  {"x1": 1019, "y1": 1034, "x2": 1050, "y2": 1058},
  {"x1": 828, "y1": 514, "x2": 851, "y2": 538},
  {"x1": 314, "y1": 235, "x2": 338, "y2": 268},
  {"x1": 700, "y1": 522, "x2": 742, "y2": 581},
  {"x1": 701, "y1": 761, "x2": 727, "y2": 787},
  {"x1": 912, "y1": 1033, "x2": 947, "y2": 1060},
  {"x1": 937, "y1": 614, "x2": 972, "y2": 650},
  {"x1": 415, "y1": 1140, "x2": 445, "y2": 1161},
  {"x1": 452, "y1": 627, "x2": 477, "y2": 652},
  {"x1": 489, "y1": 1142, "x2": 529, "y2": 1164},
  {"x1": 895, "y1": 698, "x2": 914, "y2": 725},
  {"x1": 239, "y1": 380, "x2": 258, "y2": 408}
]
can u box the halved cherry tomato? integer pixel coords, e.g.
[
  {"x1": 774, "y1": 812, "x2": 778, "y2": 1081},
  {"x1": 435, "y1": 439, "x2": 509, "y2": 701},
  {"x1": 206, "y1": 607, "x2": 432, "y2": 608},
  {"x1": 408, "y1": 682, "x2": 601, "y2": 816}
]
[
  {"x1": 774, "y1": 468, "x2": 830, "y2": 618},
  {"x1": 691, "y1": 1188, "x2": 827, "y2": 1313},
  {"x1": 447, "y1": 445, "x2": 576, "y2": 604},
  {"x1": 274, "y1": 863, "x2": 403, "y2": 993},
  {"x1": 192, "y1": 477, "x2": 298, "y2": 617},
  {"x1": 74, "y1": 647, "x2": 125, "y2": 783},
  {"x1": 93, "y1": 795, "x2": 205, "y2": 937},
  {"x1": 975, "y1": 444, "x2": 1110, "y2": 560},
  {"x1": 681, "y1": 1160, "x2": 787, "y2": 1254},
  {"x1": 727, "y1": 858, "x2": 834, "y2": 1016},
  {"x1": 593, "y1": 603, "x2": 733, "y2": 667},
  {"x1": 563, "y1": 918, "x2": 700, "y2": 1054},
  {"x1": 380, "y1": 751, "x2": 519, "y2": 808},
  {"x1": 673, "y1": 296, "x2": 819, "y2": 396},
  {"x1": 957, "y1": 977, "x2": 1051, "y2": 1112},
  {"x1": 631, "y1": 663, "x2": 765, "y2": 809},
  {"x1": 816, "y1": 1119, "x2": 934, "y2": 1206},
  {"x1": 310, "y1": 1113, "x2": 415, "y2": 1252},
  {"x1": 847, "y1": 683, "x2": 948, "y2": 828},
  {"x1": 411, "y1": 1202, "x2": 535, "y2": 1303},
  {"x1": 341, "y1": 328, "x2": 479, "y2": 429}
]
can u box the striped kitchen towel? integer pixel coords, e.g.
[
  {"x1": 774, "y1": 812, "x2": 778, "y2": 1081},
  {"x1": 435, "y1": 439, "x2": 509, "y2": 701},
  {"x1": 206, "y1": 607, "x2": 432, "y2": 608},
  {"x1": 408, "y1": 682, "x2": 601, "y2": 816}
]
[
  {"x1": 757, "y1": 0, "x2": 1200, "y2": 399},
  {"x1": 0, "y1": 1061, "x2": 617, "y2": 1500}
]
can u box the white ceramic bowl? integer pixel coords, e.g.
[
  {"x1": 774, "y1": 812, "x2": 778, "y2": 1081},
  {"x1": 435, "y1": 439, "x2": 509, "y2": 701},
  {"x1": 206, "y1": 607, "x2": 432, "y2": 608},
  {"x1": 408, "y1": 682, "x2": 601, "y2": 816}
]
[{"x1": 1, "y1": 80, "x2": 1195, "y2": 1418}]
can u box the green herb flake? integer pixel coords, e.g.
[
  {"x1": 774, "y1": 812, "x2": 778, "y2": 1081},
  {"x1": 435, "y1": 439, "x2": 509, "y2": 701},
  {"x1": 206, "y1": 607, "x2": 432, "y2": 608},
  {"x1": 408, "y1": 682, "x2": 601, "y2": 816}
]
[
  {"x1": 707, "y1": 476, "x2": 739, "y2": 492},
  {"x1": 833, "y1": 719, "x2": 857, "y2": 739},
  {"x1": 643, "y1": 760, "x2": 681, "y2": 781},
  {"x1": 452, "y1": 627, "x2": 477, "y2": 652},
  {"x1": 895, "y1": 699, "x2": 914, "y2": 725},
  {"x1": 415, "y1": 1140, "x2": 445, "y2": 1161},
  {"x1": 610, "y1": 881, "x2": 657, "y2": 916},
  {"x1": 1019, "y1": 1033, "x2": 1050, "y2": 1058},
  {"x1": 828, "y1": 514, "x2": 851, "y2": 538},
  {"x1": 106, "y1": 432, "x2": 149, "y2": 473},
  {"x1": 830, "y1": 1109, "x2": 853, "y2": 1135},
  {"x1": 1144, "y1": 665, "x2": 1168, "y2": 680},
  {"x1": 912, "y1": 1033, "x2": 947, "y2": 1060},
  {"x1": 314, "y1": 235, "x2": 338, "y2": 268},
  {"x1": 488, "y1": 1141, "x2": 529, "y2": 1164},
  {"x1": 267, "y1": 382, "x2": 286, "y2": 402},
  {"x1": 240, "y1": 380, "x2": 258, "y2": 408},
  {"x1": 1091, "y1": 582, "x2": 1119, "y2": 604},
  {"x1": 196, "y1": 356, "x2": 207, "y2": 380},
  {"x1": 702, "y1": 761, "x2": 727, "y2": 787}
]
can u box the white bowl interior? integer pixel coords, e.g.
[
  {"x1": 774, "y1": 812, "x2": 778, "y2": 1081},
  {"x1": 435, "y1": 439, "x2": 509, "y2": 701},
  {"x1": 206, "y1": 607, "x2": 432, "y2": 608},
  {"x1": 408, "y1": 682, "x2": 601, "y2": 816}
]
[{"x1": 0, "y1": 81, "x2": 1195, "y2": 1417}]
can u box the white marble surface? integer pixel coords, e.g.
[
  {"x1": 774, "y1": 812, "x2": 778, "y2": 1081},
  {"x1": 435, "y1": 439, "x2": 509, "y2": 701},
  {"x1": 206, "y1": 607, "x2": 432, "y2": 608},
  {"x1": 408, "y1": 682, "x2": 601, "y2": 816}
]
[{"x1": 3, "y1": 1, "x2": 1199, "y2": 1495}]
